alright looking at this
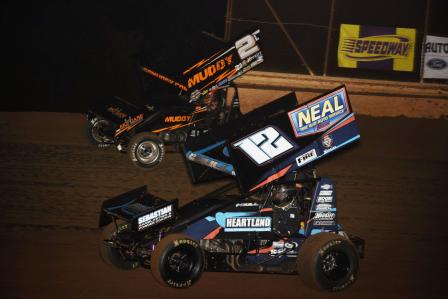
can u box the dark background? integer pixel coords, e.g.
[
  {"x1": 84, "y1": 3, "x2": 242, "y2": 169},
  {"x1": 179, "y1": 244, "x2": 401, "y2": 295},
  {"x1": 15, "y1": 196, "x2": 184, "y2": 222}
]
[{"x1": 2, "y1": 0, "x2": 447, "y2": 113}]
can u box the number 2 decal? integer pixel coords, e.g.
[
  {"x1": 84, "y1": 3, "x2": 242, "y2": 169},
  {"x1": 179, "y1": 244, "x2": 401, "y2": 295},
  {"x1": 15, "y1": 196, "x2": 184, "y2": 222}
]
[
  {"x1": 235, "y1": 30, "x2": 261, "y2": 60},
  {"x1": 232, "y1": 126, "x2": 294, "y2": 165}
]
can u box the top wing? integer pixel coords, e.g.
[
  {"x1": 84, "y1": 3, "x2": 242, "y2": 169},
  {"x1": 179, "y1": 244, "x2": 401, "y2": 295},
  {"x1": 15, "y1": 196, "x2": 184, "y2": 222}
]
[
  {"x1": 184, "y1": 86, "x2": 360, "y2": 192},
  {"x1": 182, "y1": 29, "x2": 263, "y2": 102}
]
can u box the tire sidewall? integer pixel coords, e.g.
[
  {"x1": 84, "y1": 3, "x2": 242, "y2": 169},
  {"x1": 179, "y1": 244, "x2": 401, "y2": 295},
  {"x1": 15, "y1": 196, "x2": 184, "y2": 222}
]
[
  {"x1": 152, "y1": 235, "x2": 204, "y2": 288},
  {"x1": 129, "y1": 133, "x2": 165, "y2": 169},
  {"x1": 86, "y1": 117, "x2": 113, "y2": 145},
  {"x1": 314, "y1": 238, "x2": 358, "y2": 291},
  {"x1": 298, "y1": 233, "x2": 359, "y2": 291}
]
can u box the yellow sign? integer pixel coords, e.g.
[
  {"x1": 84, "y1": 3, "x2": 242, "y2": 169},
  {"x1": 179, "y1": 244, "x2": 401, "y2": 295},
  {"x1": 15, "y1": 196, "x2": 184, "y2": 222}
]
[{"x1": 338, "y1": 24, "x2": 416, "y2": 72}]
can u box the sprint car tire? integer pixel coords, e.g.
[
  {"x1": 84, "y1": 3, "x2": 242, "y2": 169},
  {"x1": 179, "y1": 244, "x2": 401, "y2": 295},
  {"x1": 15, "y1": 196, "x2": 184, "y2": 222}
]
[
  {"x1": 99, "y1": 221, "x2": 140, "y2": 270},
  {"x1": 151, "y1": 233, "x2": 204, "y2": 288},
  {"x1": 86, "y1": 117, "x2": 114, "y2": 146},
  {"x1": 297, "y1": 232, "x2": 359, "y2": 291},
  {"x1": 128, "y1": 133, "x2": 165, "y2": 169}
]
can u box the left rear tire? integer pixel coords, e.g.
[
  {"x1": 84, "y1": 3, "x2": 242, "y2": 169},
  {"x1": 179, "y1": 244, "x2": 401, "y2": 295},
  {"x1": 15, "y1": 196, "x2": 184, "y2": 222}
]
[{"x1": 151, "y1": 234, "x2": 204, "y2": 288}]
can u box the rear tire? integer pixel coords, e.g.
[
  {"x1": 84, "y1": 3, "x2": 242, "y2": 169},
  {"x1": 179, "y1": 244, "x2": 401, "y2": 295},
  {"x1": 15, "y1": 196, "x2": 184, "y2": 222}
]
[
  {"x1": 86, "y1": 117, "x2": 114, "y2": 146},
  {"x1": 128, "y1": 133, "x2": 165, "y2": 169},
  {"x1": 99, "y1": 221, "x2": 140, "y2": 270},
  {"x1": 151, "y1": 234, "x2": 204, "y2": 288},
  {"x1": 297, "y1": 232, "x2": 359, "y2": 291}
]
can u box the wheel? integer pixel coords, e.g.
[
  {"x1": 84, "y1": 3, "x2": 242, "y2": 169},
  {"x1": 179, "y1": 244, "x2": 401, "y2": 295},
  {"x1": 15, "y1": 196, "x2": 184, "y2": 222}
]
[
  {"x1": 297, "y1": 232, "x2": 359, "y2": 291},
  {"x1": 86, "y1": 117, "x2": 114, "y2": 146},
  {"x1": 128, "y1": 133, "x2": 165, "y2": 169},
  {"x1": 151, "y1": 234, "x2": 204, "y2": 288},
  {"x1": 99, "y1": 220, "x2": 140, "y2": 270}
]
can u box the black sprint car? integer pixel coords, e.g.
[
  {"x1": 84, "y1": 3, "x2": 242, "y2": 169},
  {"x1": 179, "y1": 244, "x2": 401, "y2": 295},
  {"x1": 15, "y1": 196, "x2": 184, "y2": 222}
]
[
  {"x1": 86, "y1": 29, "x2": 263, "y2": 170},
  {"x1": 98, "y1": 86, "x2": 365, "y2": 291}
]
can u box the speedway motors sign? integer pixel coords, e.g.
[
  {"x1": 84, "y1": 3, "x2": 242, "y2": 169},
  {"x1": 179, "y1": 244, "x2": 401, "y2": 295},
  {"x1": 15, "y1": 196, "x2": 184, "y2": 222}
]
[
  {"x1": 338, "y1": 24, "x2": 416, "y2": 72},
  {"x1": 422, "y1": 35, "x2": 448, "y2": 79}
]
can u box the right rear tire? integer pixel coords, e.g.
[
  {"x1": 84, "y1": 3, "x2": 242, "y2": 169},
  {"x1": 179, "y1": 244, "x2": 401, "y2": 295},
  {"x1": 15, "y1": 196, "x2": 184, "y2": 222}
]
[
  {"x1": 128, "y1": 133, "x2": 165, "y2": 170},
  {"x1": 297, "y1": 232, "x2": 359, "y2": 291}
]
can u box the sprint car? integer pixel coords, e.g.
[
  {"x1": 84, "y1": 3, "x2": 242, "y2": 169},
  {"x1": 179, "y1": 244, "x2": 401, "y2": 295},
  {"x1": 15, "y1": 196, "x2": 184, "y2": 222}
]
[
  {"x1": 98, "y1": 86, "x2": 365, "y2": 291},
  {"x1": 86, "y1": 29, "x2": 263, "y2": 169}
]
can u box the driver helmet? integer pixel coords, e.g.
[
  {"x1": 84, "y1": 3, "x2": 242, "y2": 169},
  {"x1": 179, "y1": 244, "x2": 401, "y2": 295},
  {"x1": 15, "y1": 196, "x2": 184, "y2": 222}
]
[{"x1": 272, "y1": 184, "x2": 296, "y2": 207}]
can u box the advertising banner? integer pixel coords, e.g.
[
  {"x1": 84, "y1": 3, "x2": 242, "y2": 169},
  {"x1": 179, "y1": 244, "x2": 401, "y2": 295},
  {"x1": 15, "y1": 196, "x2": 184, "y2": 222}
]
[
  {"x1": 338, "y1": 24, "x2": 416, "y2": 72},
  {"x1": 422, "y1": 35, "x2": 448, "y2": 79}
]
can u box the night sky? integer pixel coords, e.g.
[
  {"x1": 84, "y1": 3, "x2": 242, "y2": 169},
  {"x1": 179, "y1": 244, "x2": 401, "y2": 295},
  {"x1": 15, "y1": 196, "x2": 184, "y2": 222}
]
[
  {"x1": 2, "y1": 0, "x2": 227, "y2": 112},
  {"x1": 3, "y1": 0, "x2": 447, "y2": 113}
]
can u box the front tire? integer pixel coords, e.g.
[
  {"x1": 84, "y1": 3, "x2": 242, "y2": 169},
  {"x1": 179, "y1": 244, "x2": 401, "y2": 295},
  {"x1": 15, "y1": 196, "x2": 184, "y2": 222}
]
[
  {"x1": 128, "y1": 133, "x2": 165, "y2": 169},
  {"x1": 99, "y1": 221, "x2": 140, "y2": 270},
  {"x1": 151, "y1": 234, "x2": 204, "y2": 288},
  {"x1": 86, "y1": 117, "x2": 114, "y2": 146},
  {"x1": 297, "y1": 232, "x2": 359, "y2": 291}
]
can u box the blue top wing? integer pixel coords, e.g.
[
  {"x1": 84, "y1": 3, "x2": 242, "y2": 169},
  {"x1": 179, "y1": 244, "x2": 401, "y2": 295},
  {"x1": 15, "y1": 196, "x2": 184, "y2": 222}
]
[{"x1": 184, "y1": 85, "x2": 360, "y2": 192}]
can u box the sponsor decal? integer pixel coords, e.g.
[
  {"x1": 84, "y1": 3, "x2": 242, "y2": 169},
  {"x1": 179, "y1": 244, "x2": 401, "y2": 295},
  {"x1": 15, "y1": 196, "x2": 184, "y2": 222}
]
[
  {"x1": 187, "y1": 54, "x2": 234, "y2": 89},
  {"x1": 288, "y1": 88, "x2": 349, "y2": 138},
  {"x1": 423, "y1": 35, "x2": 448, "y2": 79},
  {"x1": 115, "y1": 113, "x2": 144, "y2": 136},
  {"x1": 164, "y1": 115, "x2": 192, "y2": 123},
  {"x1": 338, "y1": 24, "x2": 416, "y2": 71},
  {"x1": 314, "y1": 212, "x2": 336, "y2": 220},
  {"x1": 317, "y1": 196, "x2": 333, "y2": 203},
  {"x1": 313, "y1": 220, "x2": 336, "y2": 226},
  {"x1": 270, "y1": 240, "x2": 297, "y2": 255},
  {"x1": 316, "y1": 203, "x2": 333, "y2": 211},
  {"x1": 232, "y1": 126, "x2": 295, "y2": 165},
  {"x1": 225, "y1": 217, "x2": 271, "y2": 232},
  {"x1": 296, "y1": 149, "x2": 317, "y2": 167},
  {"x1": 427, "y1": 58, "x2": 446, "y2": 70},
  {"x1": 141, "y1": 66, "x2": 187, "y2": 91},
  {"x1": 107, "y1": 106, "x2": 127, "y2": 119},
  {"x1": 235, "y1": 202, "x2": 259, "y2": 207},
  {"x1": 321, "y1": 135, "x2": 333, "y2": 148},
  {"x1": 137, "y1": 204, "x2": 173, "y2": 231},
  {"x1": 321, "y1": 184, "x2": 332, "y2": 190},
  {"x1": 319, "y1": 190, "x2": 333, "y2": 196}
]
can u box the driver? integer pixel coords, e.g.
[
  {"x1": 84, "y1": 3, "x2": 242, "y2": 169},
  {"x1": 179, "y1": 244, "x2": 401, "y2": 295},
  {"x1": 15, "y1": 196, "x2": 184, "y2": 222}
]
[{"x1": 272, "y1": 184, "x2": 297, "y2": 208}]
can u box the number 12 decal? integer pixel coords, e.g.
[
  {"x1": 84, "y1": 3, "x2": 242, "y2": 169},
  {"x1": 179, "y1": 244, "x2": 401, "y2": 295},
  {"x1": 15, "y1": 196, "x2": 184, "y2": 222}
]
[
  {"x1": 235, "y1": 29, "x2": 261, "y2": 60},
  {"x1": 232, "y1": 126, "x2": 295, "y2": 165}
]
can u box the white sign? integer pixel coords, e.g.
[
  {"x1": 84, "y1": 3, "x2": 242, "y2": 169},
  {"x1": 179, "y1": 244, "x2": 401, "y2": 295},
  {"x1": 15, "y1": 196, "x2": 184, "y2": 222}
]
[{"x1": 423, "y1": 35, "x2": 448, "y2": 79}]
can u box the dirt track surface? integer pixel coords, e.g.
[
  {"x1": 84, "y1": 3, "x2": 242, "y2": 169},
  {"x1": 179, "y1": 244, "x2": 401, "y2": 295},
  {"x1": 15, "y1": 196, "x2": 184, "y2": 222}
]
[{"x1": 0, "y1": 112, "x2": 447, "y2": 299}]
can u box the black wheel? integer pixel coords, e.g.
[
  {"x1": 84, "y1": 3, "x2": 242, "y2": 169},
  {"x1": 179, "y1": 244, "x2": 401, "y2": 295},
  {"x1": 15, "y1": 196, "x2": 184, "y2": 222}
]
[
  {"x1": 128, "y1": 133, "x2": 165, "y2": 169},
  {"x1": 297, "y1": 232, "x2": 359, "y2": 291},
  {"x1": 151, "y1": 234, "x2": 204, "y2": 288},
  {"x1": 99, "y1": 221, "x2": 140, "y2": 270},
  {"x1": 86, "y1": 117, "x2": 114, "y2": 146}
]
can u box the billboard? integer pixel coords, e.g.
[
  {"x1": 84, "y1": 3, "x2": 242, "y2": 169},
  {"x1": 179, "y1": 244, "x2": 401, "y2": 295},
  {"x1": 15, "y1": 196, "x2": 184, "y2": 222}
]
[
  {"x1": 338, "y1": 24, "x2": 416, "y2": 72},
  {"x1": 422, "y1": 35, "x2": 448, "y2": 79}
]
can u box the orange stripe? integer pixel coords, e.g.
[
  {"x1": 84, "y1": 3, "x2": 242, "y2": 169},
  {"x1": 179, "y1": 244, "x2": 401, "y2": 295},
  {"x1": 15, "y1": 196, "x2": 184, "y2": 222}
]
[
  {"x1": 327, "y1": 114, "x2": 355, "y2": 134},
  {"x1": 151, "y1": 118, "x2": 204, "y2": 133},
  {"x1": 249, "y1": 165, "x2": 292, "y2": 192},
  {"x1": 114, "y1": 121, "x2": 140, "y2": 137},
  {"x1": 203, "y1": 227, "x2": 221, "y2": 240},
  {"x1": 259, "y1": 208, "x2": 273, "y2": 213}
]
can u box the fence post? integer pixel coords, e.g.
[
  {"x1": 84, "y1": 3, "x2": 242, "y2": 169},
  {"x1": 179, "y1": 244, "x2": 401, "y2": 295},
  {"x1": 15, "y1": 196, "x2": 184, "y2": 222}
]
[
  {"x1": 224, "y1": 0, "x2": 233, "y2": 42},
  {"x1": 420, "y1": 0, "x2": 431, "y2": 83}
]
